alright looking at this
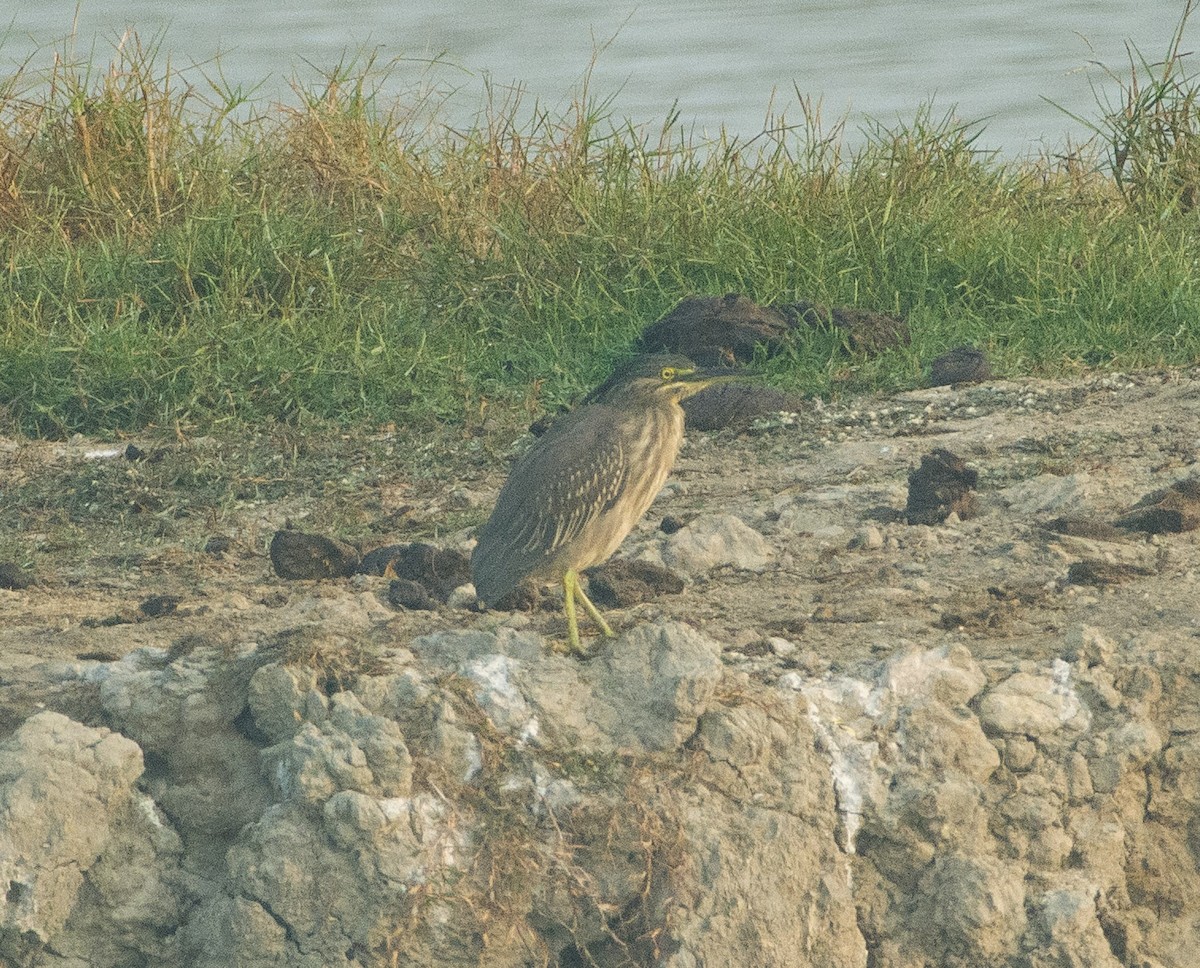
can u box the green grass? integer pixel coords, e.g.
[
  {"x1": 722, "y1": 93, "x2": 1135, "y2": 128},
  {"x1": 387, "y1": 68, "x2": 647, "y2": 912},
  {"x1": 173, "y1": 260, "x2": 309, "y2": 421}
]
[{"x1": 3, "y1": 13, "x2": 1200, "y2": 439}]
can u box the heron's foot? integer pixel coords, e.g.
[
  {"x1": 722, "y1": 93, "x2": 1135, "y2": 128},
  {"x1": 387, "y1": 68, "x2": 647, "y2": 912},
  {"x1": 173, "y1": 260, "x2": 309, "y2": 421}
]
[
  {"x1": 549, "y1": 632, "x2": 594, "y2": 657},
  {"x1": 549, "y1": 621, "x2": 616, "y2": 656},
  {"x1": 557, "y1": 569, "x2": 616, "y2": 656}
]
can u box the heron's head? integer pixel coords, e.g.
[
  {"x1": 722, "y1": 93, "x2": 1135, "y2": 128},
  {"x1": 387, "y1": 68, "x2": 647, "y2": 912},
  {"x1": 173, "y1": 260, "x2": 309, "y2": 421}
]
[{"x1": 587, "y1": 354, "x2": 741, "y2": 407}]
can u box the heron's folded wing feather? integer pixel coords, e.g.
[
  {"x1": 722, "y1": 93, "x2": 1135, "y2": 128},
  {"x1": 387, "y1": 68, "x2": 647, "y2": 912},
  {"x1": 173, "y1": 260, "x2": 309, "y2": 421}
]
[{"x1": 471, "y1": 406, "x2": 630, "y2": 601}]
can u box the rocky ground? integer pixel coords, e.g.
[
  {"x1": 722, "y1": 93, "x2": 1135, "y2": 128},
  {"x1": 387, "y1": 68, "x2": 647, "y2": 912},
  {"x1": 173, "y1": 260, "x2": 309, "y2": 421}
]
[{"x1": 2, "y1": 367, "x2": 1200, "y2": 966}]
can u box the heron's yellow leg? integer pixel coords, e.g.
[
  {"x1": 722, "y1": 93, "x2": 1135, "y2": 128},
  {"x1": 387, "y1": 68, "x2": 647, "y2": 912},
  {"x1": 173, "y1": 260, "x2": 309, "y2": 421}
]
[
  {"x1": 574, "y1": 580, "x2": 614, "y2": 638},
  {"x1": 562, "y1": 568, "x2": 583, "y2": 654},
  {"x1": 560, "y1": 569, "x2": 614, "y2": 654}
]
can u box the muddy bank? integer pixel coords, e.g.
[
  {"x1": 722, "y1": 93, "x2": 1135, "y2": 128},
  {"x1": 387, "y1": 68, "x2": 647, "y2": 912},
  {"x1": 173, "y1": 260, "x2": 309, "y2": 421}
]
[{"x1": 2, "y1": 368, "x2": 1200, "y2": 965}]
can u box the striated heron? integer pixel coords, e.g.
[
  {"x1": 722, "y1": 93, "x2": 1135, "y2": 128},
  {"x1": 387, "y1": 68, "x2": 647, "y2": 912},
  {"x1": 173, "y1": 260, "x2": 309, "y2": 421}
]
[{"x1": 471, "y1": 355, "x2": 737, "y2": 653}]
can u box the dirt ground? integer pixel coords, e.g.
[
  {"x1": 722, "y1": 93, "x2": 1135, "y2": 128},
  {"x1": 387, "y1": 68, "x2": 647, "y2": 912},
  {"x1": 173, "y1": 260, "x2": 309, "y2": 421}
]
[
  {"x1": 6, "y1": 367, "x2": 1200, "y2": 966},
  {"x1": 2, "y1": 366, "x2": 1199, "y2": 730}
]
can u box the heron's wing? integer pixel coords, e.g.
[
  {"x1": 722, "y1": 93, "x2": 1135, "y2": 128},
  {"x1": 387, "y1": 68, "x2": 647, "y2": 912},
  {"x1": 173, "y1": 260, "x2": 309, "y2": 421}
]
[{"x1": 471, "y1": 405, "x2": 630, "y2": 602}]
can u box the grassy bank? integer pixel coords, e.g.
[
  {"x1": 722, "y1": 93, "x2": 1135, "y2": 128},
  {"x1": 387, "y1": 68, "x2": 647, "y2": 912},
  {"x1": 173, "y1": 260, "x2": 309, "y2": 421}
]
[{"x1": 2, "y1": 11, "x2": 1200, "y2": 438}]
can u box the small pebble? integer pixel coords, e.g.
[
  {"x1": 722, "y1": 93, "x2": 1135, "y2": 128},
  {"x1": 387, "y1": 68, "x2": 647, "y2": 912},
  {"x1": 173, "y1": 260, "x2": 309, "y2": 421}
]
[
  {"x1": 446, "y1": 584, "x2": 478, "y2": 609},
  {"x1": 848, "y1": 525, "x2": 884, "y2": 550}
]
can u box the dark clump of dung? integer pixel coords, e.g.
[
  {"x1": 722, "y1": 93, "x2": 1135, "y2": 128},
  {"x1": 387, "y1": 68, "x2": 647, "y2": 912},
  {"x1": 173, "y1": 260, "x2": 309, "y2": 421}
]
[
  {"x1": 360, "y1": 542, "x2": 471, "y2": 600},
  {"x1": 659, "y1": 514, "x2": 693, "y2": 535},
  {"x1": 386, "y1": 578, "x2": 436, "y2": 611},
  {"x1": 585, "y1": 559, "x2": 686, "y2": 608},
  {"x1": 905, "y1": 448, "x2": 979, "y2": 525},
  {"x1": 641, "y1": 292, "x2": 910, "y2": 365},
  {"x1": 81, "y1": 593, "x2": 187, "y2": 629},
  {"x1": 491, "y1": 580, "x2": 542, "y2": 613},
  {"x1": 0, "y1": 561, "x2": 33, "y2": 590},
  {"x1": 269, "y1": 530, "x2": 361, "y2": 580},
  {"x1": 639, "y1": 293, "x2": 792, "y2": 365},
  {"x1": 778, "y1": 300, "x2": 910, "y2": 355},
  {"x1": 138, "y1": 595, "x2": 180, "y2": 618},
  {"x1": 1067, "y1": 559, "x2": 1157, "y2": 585},
  {"x1": 270, "y1": 531, "x2": 474, "y2": 606},
  {"x1": 928, "y1": 345, "x2": 993, "y2": 386},
  {"x1": 1115, "y1": 477, "x2": 1200, "y2": 534},
  {"x1": 683, "y1": 383, "x2": 804, "y2": 431},
  {"x1": 204, "y1": 535, "x2": 236, "y2": 556}
]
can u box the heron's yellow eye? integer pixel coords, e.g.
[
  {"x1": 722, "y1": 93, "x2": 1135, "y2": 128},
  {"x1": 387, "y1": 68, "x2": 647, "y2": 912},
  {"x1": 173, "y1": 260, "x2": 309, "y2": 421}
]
[{"x1": 660, "y1": 366, "x2": 676, "y2": 381}]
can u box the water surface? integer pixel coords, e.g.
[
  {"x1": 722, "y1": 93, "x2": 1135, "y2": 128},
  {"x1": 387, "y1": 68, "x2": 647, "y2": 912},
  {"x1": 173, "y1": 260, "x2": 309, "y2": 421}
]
[{"x1": 3, "y1": 1, "x2": 1196, "y2": 154}]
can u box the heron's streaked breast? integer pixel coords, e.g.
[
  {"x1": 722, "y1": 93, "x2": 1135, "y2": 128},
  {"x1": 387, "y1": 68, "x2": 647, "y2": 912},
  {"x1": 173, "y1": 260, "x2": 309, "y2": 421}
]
[{"x1": 561, "y1": 403, "x2": 685, "y2": 571}]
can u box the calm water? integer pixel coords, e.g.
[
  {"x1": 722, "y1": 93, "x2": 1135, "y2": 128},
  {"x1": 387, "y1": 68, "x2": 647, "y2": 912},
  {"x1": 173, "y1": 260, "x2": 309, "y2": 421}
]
[{"x1": 2, "y1": 1, "x2": 1196, "y2": 155}]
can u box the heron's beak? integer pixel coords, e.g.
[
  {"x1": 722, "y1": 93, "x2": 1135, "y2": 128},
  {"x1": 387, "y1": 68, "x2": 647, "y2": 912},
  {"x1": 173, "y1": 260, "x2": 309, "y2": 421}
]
[{"x1": 675, "y1": 366, "x2": 747, "y2": 398}]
